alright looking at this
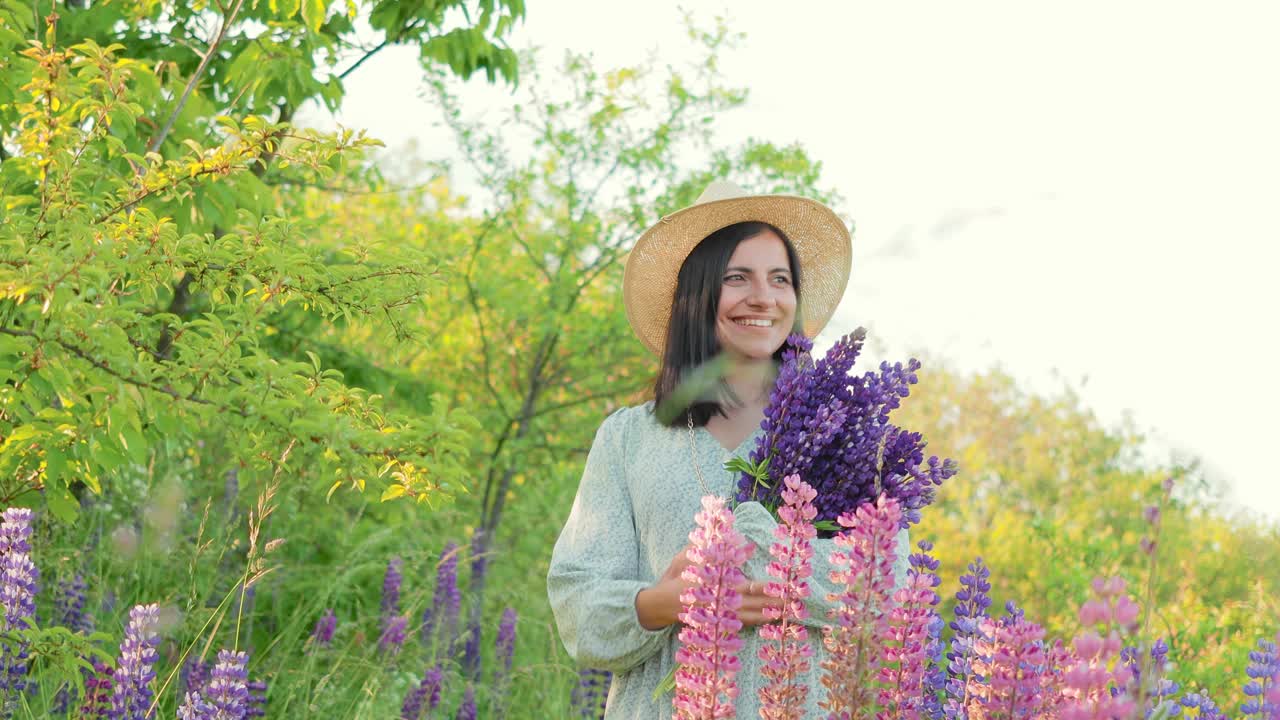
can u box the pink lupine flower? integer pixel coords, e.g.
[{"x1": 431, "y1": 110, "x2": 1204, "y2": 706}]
[
  {"x1": 757, "y1": 475, "x2": 817, "y2": 720},
  {"x1": 673, "y1": 495, "x2": 754, "y2": 720},
  {"x1": 875, "y1": 540, "x2": 940, "y2": 720},
  {"x1": 968, "y1": 605, "x2": 1051, "y2": 720},
  {"x1": 821, "y1": 495, "x2": 903, "y2": 720},
  {"x1": 1060, "y1": 576, "x2": 1140, "y2": 720}
]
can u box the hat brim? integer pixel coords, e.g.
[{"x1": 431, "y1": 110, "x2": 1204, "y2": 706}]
[{"x1": 623, "y1": 194, "x2": 852, "y2": 356}]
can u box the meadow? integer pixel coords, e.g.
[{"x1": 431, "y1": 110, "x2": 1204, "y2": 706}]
[{"x1": 0, "y1": 1, "x2": 1277, "y2": 717}]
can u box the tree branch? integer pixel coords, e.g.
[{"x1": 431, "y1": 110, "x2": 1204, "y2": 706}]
[{"x1": 147, "y1": 0, "x2": 246, "y2": 154}]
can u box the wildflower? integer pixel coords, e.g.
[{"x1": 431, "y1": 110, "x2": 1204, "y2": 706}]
[
  {"x1": 246, "y1": 679, "x2": 267, "y2": 717},
  {"x1": 1059, "y1": 577, "x2": 1139, "y2": 720},
  {"x1": 738, "y1": 332, "x2": 957, "y2": 529},
  {"x1": 55, "y1": 573, "x2": 92, "y2": 634},
  {"x1": 205, "y1": 649, "x2": 250, "y2": 720},
  {"x1": 877, "y1": 539, "x2": 942, "y2": 720},
  {"x1": 945, "y1": 557, "x2": 992, "y2": 719},
  {"x1": 1178, "y1": 690, "x2": 1227, "y2": 719},
  {"x1": 382, "y1": 557, "x2": 403, "y2": 617},
  {"x1": 821, "y1": 495, "x2": 902, "y2": 719},
  {"x1": 379, "y1": 615, "x2": 408, "y2": 657},
  {"x1": 455, "y1": 683, "x2": 477, "y2": 720},
  {"x1": 311, "y1": 608, "x2": 337, "y2": 648},
  {"x1": 401, "y1": 665, "x2": 442, "y2": 720},
  {"x1": 461, "y1": 619, "x2": 481, "y2": 677},
  {"x1": 968, "y1": 603, "x2": 1051, "y2": 719},
  {"x1": 757, "y1": 475, "x2": 817, "y2": 719},
  {"x1": 494, "y1": 608, "x2": 518, "y2": 715},
  {"x1": 1240, "y1": 635, "x2": 1279, "y2": 719},
  {"x1": 424, "y1": 543, "x2": 461, "y2": 653},
  {"x1": 0, "y1": 507, "x2": 38, "y2": 701},
  {"x1": 79, "y1": 660, "x2": 114, "y2": 717},
  {"x1": 570, "y1": 669, "x2": 611, "y2": 718},
  {"x1": 672, "y1": 495, "x2": 753, "y2": 720},
  {"x1": 108, "y1": 603, "x2": 162, "y2": 720}
]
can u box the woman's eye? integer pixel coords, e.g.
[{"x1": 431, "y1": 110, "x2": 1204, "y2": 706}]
[
  {"x1": 724, "y1": 274, "x2": 745, "y2": 282},
  {"x1": 773, "y1": 275, "x2": 792, "y2": 285}
]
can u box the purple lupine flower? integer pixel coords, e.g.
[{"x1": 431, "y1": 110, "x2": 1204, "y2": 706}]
[
  {"x1": 311, "y1": 608, "x2": 337, "y2": 648},
  {"x1": 382, "y1": 557, "x2": 403, "y2": 617},
  {"x1": 460, "y1": 619, "x2": 481, "y2": 678},
  {"x1": 108, "y1": 603, "x2": 162, "y2": 720},
  {"x1": 1241, "y1": 636, "x2": 1279, "y2": 718},
  {"x1": 401, "y1": 666, "x2": 443, "y2": 720},
  {"x1": 177, "y1": 691, "x2": 214, "y2": 720},
  {"x1": 205, "y1": 649, "x2": 250, "y2": 720},
  {"x1": 1179, "y1": 690, "x2": 1228, "y2": 719},
  {"x1": 0, "y1": 507, "x2": 39, "y2": 698},
  {"x1": 920, "y1": 613, "x2": 946, "y2": 720},
  {"x1": 379, "y1": 615, "x2": 408, "y2": 656},
  {"x1": 455, "y1": 683, "x2": 477, "y2": 720},
  {"x1": 945, "y1": 557, "x2": 992, "y2": 719},
  {"x1": 738, "y1": 331, "x2": 957, "y2": 531},
  {"x1": 570, "y1": 669, "x2": 611, "y2": 719},
  {"x1": 181, "y1": 656, "x2": 212, "y2": 696},
  {"x1": 79, "y1": 660, "x2": 114, "y2": 717},
  {"x1": 470, "y1": 529, "x2": 489, "y2": 591},
  {"x1": 876, "y1": 539, "x2": 942, "y2": 719},
  {"x1": 55, "y1": 573, "x2": 93, "y2": 634},
  {"x1": 821, "y1": 495, "x2": 902, "y2": 716},
  {"x1": 425, "y1": 543, "x2": 461, "y2": 653},
  {"x1": 246, "y1": 679, "x2": 267, "y2": 717},
  {"x1": 494, "y1": 607, "x2": 518, "y2": 714}
]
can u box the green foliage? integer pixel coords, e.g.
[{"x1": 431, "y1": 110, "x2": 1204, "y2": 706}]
[{"x1": 0, "y1": 0, "x2": 522, "y2": 519}]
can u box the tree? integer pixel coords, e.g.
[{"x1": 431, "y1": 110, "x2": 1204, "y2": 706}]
[{"x1": 0, "y1": 0, "x2": 523, "y2": 520}]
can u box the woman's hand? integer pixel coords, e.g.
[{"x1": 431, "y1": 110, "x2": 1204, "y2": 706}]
[{"x1": 635, "y1": 544, "x2": 781, "y2": 630}]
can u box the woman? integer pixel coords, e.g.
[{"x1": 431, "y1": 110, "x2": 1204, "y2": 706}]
[{"x1": 547, "y1": 182, "x2": 910, "y2": 718}]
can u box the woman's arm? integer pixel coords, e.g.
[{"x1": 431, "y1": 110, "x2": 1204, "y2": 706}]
[{"x1": 547, "y1": 409, "x2": 675, "y2": 673}]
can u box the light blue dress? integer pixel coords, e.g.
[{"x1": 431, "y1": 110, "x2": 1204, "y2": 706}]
[{"x1": 547, "y1": 402, "x2": 910, "y2": 719}]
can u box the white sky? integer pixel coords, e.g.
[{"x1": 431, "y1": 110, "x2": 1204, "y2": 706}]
[{"x1": 300, "y1": 1, "x2": 1280, "y2": 524}]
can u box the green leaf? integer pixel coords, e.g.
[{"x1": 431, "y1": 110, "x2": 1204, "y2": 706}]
[
  {"x1": 45, "y1": 482, "x2": 79, "y2": 524},
  {"x1": 301, "y1": 0, "x2": 326, "y2": 33}
]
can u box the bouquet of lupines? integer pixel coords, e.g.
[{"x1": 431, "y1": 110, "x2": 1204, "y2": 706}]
[{"x1": 733, "y1": 329, "x2": 958, "y2": 531}]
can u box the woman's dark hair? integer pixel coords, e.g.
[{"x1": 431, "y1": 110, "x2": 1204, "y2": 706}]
[{"x1": 652, "y1": 221, "x2": 803, "y2": 428}]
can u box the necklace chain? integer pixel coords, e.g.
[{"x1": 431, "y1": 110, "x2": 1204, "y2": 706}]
[{"x1": 686, "y1": 413, "x2": 711, "y2": 496}]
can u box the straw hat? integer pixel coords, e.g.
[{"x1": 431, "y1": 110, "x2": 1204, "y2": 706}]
[{"x1": 623, "y1": 181, "x2": 852, "y2": 356}]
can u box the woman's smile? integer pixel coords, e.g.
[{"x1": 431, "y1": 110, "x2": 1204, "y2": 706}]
[{"x1": 716, "y1": 229, "x2": 797, "y2": 361}]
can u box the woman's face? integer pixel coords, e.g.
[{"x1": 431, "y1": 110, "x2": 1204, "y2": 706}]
[{"x1": 715, "y1": 229, "x2": 798, "y2": 362}]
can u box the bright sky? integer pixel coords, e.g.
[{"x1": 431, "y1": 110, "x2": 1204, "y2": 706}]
[{"x1": 301, "y1": 1, "x2": 1280, "y2": 524}]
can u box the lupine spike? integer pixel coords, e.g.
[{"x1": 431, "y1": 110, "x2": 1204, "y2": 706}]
[
  {"x1": 757, "y1": 475, "x2": 817, "y2": 719},
  {"x1": 1239, "y1": 635, "x2": 1279, "y2": 719},
  {"x1": 945, "y1": 556, "x2": 993, "y2": 719},
  {"x1": 401, "y1": 665, "x2": 442, "y2": 720},
  {"x1": 672, "y1": 495, "x2": 753, "y2": 720},
  {"x1": 1060, "y1": 576, "x2": 1139, "y2": 719},
  {"x1": 876, "y1": 539, "x2": 942, "y2": 720},
  {"x1": 739, "y1": 331, "x2": 956, "y2": 530},
  {"x1": 311, "y1": 608, "x2": 337, "y2": 648},
  {"x1": 493, "y1": 608, "x2": 518, "y2": 715},
  {"x1": 0, "y1": 508, "x2": 39, "y2": 700},
  {"x1": 108, "y1": 603, "x2": 162, "y2": 720},
  {"x1": 821, "y1": 495, "x2": 903, "y2": 719}
]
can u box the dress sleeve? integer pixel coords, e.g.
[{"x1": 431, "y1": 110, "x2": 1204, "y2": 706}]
[
  {"x1": 547, "y1": 409, "x2": 675, "y2": 673},
  {"x1": 733, "y1": 501, "x2": 911, "y2": 632}
]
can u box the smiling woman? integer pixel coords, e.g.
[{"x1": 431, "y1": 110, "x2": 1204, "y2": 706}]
[{"x1": 546, "y1": 182, "x2": 911, "y2": 719}]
